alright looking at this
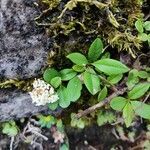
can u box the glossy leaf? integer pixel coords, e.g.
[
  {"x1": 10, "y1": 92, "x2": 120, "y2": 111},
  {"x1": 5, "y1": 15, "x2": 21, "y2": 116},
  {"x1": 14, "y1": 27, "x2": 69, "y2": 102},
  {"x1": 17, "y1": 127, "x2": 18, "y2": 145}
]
[
  {"x1": 58, "y1": 86, "x2": 70, "y2": 108},
  {"x1": 131, "y1": 101, "x2": 150, "y2": 119},
  {"x1": 128, "y1": 83, "x2": 150, "y2": 99},
  {"x1": 60, "y1": 69, "x2": 77, "y2": 81},
  {"x1": 43, "y1": 68, "x2": 59, "y2": 84},
  {"x1": 88, "y1": 38, "x2": 103, "y2": 62},
  {"x1": 110, "y1": 96, "x2": 127, "y2": 111},
  {"x1": 50, "y1": 77, "x2": 61, "y2": 88},
  {"x1": 72, "y1": 65, "x2": 85, "y2": 72},
  {"x1": 107, "y1": 74, "x2": 123, "y2": 84},
  {"x1": 138, "y1": 71, "x2": 149, "y2": 79},
  {"x1": 98, "y1": 86, "x2": 108, "y2": 101},
  {"x1": 144, "y1": 21, "x2": 150, "y2": 31},
  {"x1": 126, "y1": 69, "x2": 139, "y2": 89},
  {"x1": 67, "y1": 77, "x2": 82, "y2": 102},
  {"x1": 83, "y1": 71, "x2": 100, "y2": 95},
  {"x1": 135, "y1": 19, "x2": 143, "y2": 33},
  {"x1": 123, "y1": 102, "x2": 134, "y2": 127},
  {"x1": 67, "y1": 53, "x2": 88, "y2": 66},
  {"x1": 92, "y1": 59, "x2": 130, "y2": 75}
]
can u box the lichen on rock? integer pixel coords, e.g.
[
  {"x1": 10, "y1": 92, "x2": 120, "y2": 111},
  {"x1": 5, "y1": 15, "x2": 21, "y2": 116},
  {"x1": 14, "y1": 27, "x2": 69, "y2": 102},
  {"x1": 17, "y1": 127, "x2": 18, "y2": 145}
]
[{"x1": 0, "y1": 0, "x2": 51, "y2": 79}]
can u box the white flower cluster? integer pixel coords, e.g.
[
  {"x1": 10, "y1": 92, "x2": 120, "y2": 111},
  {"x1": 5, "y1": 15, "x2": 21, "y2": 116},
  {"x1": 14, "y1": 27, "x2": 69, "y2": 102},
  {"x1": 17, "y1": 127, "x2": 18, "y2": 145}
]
[{"x1": 29, "y1": 79, "x2": 59, "y2": 106}]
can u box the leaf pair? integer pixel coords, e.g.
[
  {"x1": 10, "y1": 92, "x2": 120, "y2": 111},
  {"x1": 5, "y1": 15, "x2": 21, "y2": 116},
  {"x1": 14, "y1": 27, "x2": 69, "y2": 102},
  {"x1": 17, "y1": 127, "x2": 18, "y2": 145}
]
[
  {"x1": 110, "y1": 83, "x2": 150, "y2": 127},
  {"x1": 58, "y1": 77, "x2": 82, "y2": 108},
  {"x1": 43, "y1": 68, "x2": 78, "y2": 88},
  {"x1": 135, "y1": 19, "x2": 150, "y2": 43},
  {"x1": 67, "y1": 38, "x2": 103, "y2": 65}
]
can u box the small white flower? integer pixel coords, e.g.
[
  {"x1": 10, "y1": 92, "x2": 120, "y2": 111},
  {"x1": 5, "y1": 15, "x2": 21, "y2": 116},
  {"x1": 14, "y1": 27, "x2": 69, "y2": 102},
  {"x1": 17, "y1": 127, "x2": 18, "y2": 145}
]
[{"x1": 29, "y1": 79, "x2": 59, "y2": 106}]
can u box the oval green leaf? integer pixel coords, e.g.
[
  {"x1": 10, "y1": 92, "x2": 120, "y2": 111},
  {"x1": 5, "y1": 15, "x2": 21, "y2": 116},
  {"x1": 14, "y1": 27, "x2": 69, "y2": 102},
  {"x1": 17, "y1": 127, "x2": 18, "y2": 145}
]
[
  {"x1": 60, "y1": 69, "x2": 77, "y2": 81},
  {"x1": 50, "y1": 77, "x2": 61, "y2": 88},
  {"x1": 43, "y1": 68, "x2": 59, "y2": 84},
  {"x1": 128, "y1": 83, "x2": 150, "y2": 99},
  {"x1": 107, "y1": 74, "x2": 123, "y2": 84},
  {"x1": 92, "y1": 59, "x2": 130, "y2": 75},
  {"x1": 123, "y1": 102, "x2": 134, "y2": 128},
  {"x1": 135, "y1": 19, "x2": 143, "y2": 33},
  {"x1": 98, "y1": 86, "x2": 108, "y2": 101},
  {"x1": 138, "y1": 71, "x2": 149, "y2": 79},
  {"x1": 83, "y1": 71, "x2": 100, "y2": 95},
  {"x1": 72, "y1": 65, "x2": 85, "y2": 72},
  {"x1": 131, "y1": 101, "x2": 150, "y2": 119},
  {"x1": 67, "y1": 76, "x2": 82, "y2": 102},
  {"x1": 58, "y1": 86, "x2": 70, "y2": 108},
  {"x1": 88, "y1": 38, "x2": 103, "y2": 62},
  {"x1": 110, "y1": 96, "x2": 127, "y2": 111},
  {"x1": 144, "y1": 21, "x2": 150, "y2": 31},
  {"x1": 67, "y1": 53, "x2": 88, "y2": 66}
]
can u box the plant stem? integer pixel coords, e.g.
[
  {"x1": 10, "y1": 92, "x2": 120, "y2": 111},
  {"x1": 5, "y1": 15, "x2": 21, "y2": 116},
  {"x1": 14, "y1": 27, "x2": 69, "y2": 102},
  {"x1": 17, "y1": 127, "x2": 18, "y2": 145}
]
[{"x1": 75, "y1": 88, "x2": 127, "y2": 119}]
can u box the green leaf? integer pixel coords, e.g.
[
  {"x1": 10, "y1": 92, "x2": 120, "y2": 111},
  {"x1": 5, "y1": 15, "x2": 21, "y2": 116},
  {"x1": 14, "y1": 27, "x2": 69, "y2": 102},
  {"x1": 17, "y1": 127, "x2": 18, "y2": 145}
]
[
  {"x1": 144, "y1": 21, "x2": 150, "y2": 31},
  {"x1": 128, "y1": 83, "x2": 150, "y2": 99},
  {"x1": 50, "y1": 77, "x2": 61, "y2": 88},
  {"x1": 131, "y1": 101, "x2": 150, "y2": 119},
  {"x1": 107, "y1": 74, "x2": 123, "y2": 84},
  {"x1": 123, "y1": 102, "x2": 134, "y2": 127},
  {"x1": 58, "y1": 86, "x2": 70, "y2": 108},
  {"x1": 138, "y1": 71, "x2": 149, "y2": 79},
  {"x1": 67, "y1": 76, "x2": 82, "y2": 102},
  {"x1": 98, "y1": 86, "x2": 108, "y2": 101},
  {"x1": 110, "y1": 96, "x2": 127, "y2": 111},
  {"x1": 92, "y1": 59, "x2": 130, "y2": 75},
  {"x1": 43, "y1": 68, "x2": 59, "y2": 84},
  {"x1": 83, "y1": 70, "x2": 100, "y2": 95},
  {"x1": 72, "y1": 65, "x2": 85, "y2": 72},
  {"x1": 60, "y1": 69, "x2": 77, "y2": 81},
  {"x1": 88, "y1": 38, "x2": 103, "y2": 62},
  {"x1": 2, "y1": 122, "x2": 18, "y2": 137},
  {"x1": 126, "y1": 69, "x2": 139, "y2": 89},
  {"x1": 48, "y1": 101, "x2": 58, "y2": 110},
  {"x1": 67, "y1": 53, "x2": 88, "y2": 66},
  {"x1": 138, "y1": 33, "x2": 148, "y2": 41},
  {"x1": 135, "y1": 19, "x2": 143, "y2": 33}
]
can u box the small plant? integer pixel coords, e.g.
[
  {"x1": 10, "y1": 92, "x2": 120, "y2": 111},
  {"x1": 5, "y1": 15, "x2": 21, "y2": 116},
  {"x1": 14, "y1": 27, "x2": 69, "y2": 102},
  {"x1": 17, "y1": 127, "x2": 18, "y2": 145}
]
[
  {"x1": 135, "y1": 19, "x2": 150, "y2": 45},
  {"x1": 38, "y1": 115, "x2": 56, "y2": 128},
  {"x1": 43, "y1": 38, "x2": 129, "y2": 109},
  {"x1": 2, "y1": 121, "x2": 19, "y2": 137},
  {"x1": 40, "y1": 37, "x2": 150, "y2": 128},
  {"x1": 37, "y1": 115, "x2": 69, "y2": 150}
]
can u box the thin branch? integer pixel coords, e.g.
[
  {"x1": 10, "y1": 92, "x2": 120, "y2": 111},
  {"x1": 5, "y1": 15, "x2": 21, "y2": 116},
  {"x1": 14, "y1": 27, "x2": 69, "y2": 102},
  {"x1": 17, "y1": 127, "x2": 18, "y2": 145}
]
[{"x1": 75, "y1": 88, "x2": 127, "y2": 119}]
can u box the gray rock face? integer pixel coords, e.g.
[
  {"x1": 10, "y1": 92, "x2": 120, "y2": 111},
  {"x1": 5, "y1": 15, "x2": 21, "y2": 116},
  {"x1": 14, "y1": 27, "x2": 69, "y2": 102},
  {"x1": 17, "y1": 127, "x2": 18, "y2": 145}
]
[
  {"x1": 0, "y1": 89, "x2": 61, "y2": 122},
  {"x1": 0, "y1": 0, "x2": 50, "y2": 79}
]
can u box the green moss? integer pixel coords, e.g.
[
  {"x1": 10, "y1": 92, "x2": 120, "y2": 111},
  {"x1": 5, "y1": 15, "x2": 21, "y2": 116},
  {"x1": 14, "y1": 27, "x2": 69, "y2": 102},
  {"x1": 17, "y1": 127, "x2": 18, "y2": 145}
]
[
  {"x1": 0, "y1": 79, "x2": 33, "y2": 91},
  {"x1": 35, "y1": 0, "x2": 145, "y2": 57}
]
